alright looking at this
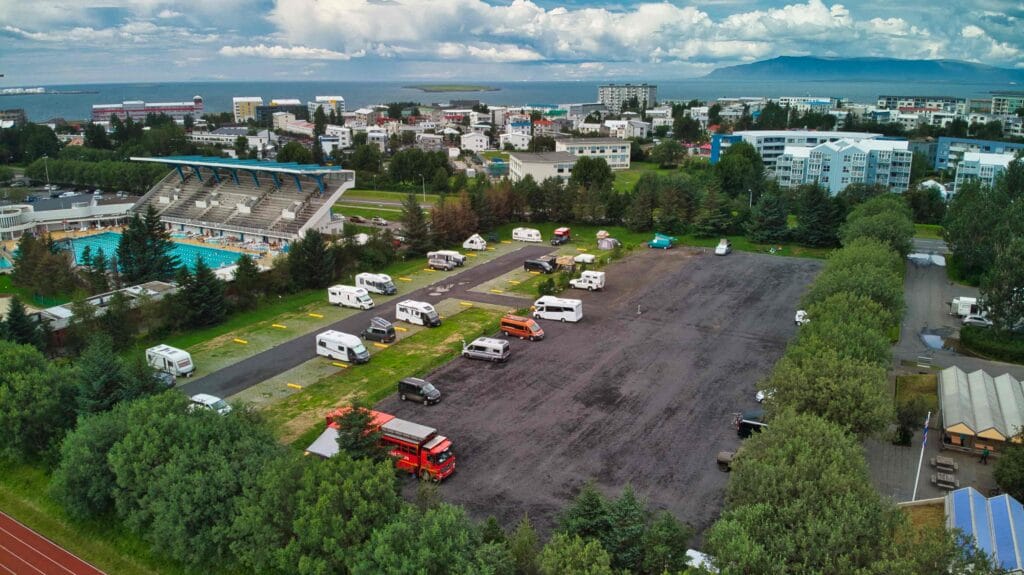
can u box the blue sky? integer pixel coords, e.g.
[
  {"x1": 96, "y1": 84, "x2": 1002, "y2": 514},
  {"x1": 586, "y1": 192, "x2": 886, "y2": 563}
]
[{"x1": 1, "y1": 0, "x2": 1022, "y2": 85}]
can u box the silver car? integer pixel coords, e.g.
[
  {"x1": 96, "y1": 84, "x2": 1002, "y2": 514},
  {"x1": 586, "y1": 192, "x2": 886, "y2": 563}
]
[{"x1": 962, "y1": 314, "x2": 993, "y2": 328}]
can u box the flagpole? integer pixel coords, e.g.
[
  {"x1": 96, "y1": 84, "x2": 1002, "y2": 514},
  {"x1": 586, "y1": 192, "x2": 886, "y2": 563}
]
[{"x1": 912, "y1": 411, "x2": 932, "y2": 501}]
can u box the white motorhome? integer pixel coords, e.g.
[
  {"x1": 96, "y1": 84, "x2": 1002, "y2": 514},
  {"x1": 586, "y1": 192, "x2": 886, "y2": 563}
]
[
  {"x1": 950, "y1": 296, "x2": 981, "y2": 317},
  {"x1": 396, "y1": 300, "x2": 442, "y2": 327},
  {"x1": 427, "y1": 250, "x2": 466, "y2": 266},
  {"x1": 512, "y1": 227, "x2": 542, "y2": 242},
  {"x1": 463, "y1": 234, "x2": 487, "y2": 251},
  {"x1": 315, "y1": 330, "x2": 371, "y2": 364},
  {"x1": 328, "y1": 285, "x2": 375, "y2": 310},
  {"x1": 569, "y1": 270, "x2": 606, "y2": 291},
  {"x1": 462, "y1": 337, "x2": 511, "y2": 362},
  {"x1": 532, "y1": 296, "x2": 583, "y2": 323},
  {"x1": 145, "y1": 344, "x2": 195, "y2": 377},
  {"x1": 355, "y1": 273, "x2": 397, "y2": 295}
]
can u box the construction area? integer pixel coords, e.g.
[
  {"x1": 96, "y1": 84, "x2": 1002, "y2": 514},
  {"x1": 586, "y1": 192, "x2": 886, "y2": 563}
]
[{"x1": 378, "y1": 248, "x2": 823, "y2": 534}]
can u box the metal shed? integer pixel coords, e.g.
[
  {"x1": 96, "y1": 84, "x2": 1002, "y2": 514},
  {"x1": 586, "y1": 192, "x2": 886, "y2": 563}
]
[
  {"x1": 947, "y1": 487, "x2": 1024, "y2": 573},
  {"x1": 939, "y1": 366, "x2": 1024, "y2": 450}
]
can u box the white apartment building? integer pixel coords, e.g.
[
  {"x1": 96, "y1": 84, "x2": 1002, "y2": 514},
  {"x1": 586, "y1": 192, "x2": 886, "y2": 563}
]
[
  {"x1": 324, "y1": 125, "x2": 352, "y2": 148},
  {"x1": 555, "y1": 138, "x2": 631, "y2": 170},
  {"x1": 232, "y1": 96, "x2": 263, "y2": 123},
  {"x1": 727, "y1": 130, "x2": 883, "y2": 173},
  {"x1": 500, "y1": 132, "x2": 531, "y2": 151},
  {"x1": 187, "y1": 127, "x2": 276, "y2": 152},
  {"x1": 508, "y1": 152, "x2": 577, "y2": 183},
  {"x1": 774, "y1": 97, "x2": 836, "y2": 112},
  {"x1": 272, "y1": 112, "x2": 315, "y2": 137},
  {"x1": 598, "y1": 83, "x2": 657, "y2": 111},
  {"x1": 991, "y1": 93, "x2": 1024, "y2": 116},
  {"x1": 365, "y1": 127, "x2": 388, "y2": 152},
  {"x1": 775, "y1": 138, "x2": 913, "y2": 195},
  {"x1": 460, "y1": 132, "x2": 489, "y2": 153},
  {"x1": 686, "y1": 107, "x2": 710, "y2": 129},
  {"x1": 307, "y1": 96, "x2": 345, "y2": 118},
  {"x1": 954, "y1": 152, "x2": 1017, "y2": 193},
  {"x1": 604, "y1": 120, "x2": 650, "y2": 140}
]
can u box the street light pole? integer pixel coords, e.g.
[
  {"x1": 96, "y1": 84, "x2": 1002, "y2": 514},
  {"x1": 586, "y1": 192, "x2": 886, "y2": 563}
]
[
  {"x1": 43, "y1": 154, "x2": 51, "y2": 189},
  {"x1": 748, "y1": 188, "x2": 753, "y2": 209},
  {"x1": 419, "y1": 174, "x2": 426, "y2": 204}
]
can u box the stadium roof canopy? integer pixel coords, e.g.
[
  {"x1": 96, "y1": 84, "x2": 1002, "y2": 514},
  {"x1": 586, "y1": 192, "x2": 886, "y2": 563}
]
[{"x1": 130, "y1": 155, "x2": 349, "y2": 194}]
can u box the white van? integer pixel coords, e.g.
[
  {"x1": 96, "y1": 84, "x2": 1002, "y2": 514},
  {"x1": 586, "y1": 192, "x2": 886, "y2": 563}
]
[
  {"x1": 327, "y1": 285, "x2": 375, "y2": 310},
  {"x1": 533, "y1": 296, "x2": 583, "y2": 323},
  {"x1": 316, "y1": 330, "x2": 371, "y2": 364},
  {"x1": 355, "y1": 273, "x2": 397, "y2": 295},
  {"x1": 512, "y1": 227, "x2": 542, "y2": 242},
  {"x1": 569, "y1": 270, "x2": 605, "y2": 291},
  {"x1": 427, "y1": 250, "x2": 466, "y2": 266},
  {"x1": 463, "y1": 234, "x2": 487, "y2": 251},
  {"x1": 145, "y1": 344, "x2": 195, "y2": 377},
  {"x1": 396, "y1": 300, "x2": 442, "y2": 327},
  {"x1": 462, "y1": 337, "x2": 511, "y2": 362}
]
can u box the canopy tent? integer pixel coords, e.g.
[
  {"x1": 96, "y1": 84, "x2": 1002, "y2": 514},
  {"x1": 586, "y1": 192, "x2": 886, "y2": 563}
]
[
  {"x1": 947, "y1": 487, "x2": 1024, "y2": 573},
  {"x1": 939, "y1": 366, "x2": 1024, "y2": 446}
]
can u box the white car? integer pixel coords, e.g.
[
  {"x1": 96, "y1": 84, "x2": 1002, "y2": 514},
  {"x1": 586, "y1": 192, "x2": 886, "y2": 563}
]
[
  {"x1": 371, "y1": 216, "x2": 389, "y2": 227},
  {"x1": 714, "y1": 239, "x2": 732, "y2": 256},
  {"x1": 962, "y1": 314, "x2": 993, "y2": 328},
  {"x1": 794, "y1": 310, "x2": 810, "y2": 326},
  {"x1": 190, "y1": 393, "x2": 232, "y2": 415}
]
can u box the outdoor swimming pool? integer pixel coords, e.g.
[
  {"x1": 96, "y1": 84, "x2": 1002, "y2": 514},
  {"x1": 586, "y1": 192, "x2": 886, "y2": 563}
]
[
  {"x1": 67, "y1": 232, "x2": 244, "y2": 272},
  {"x1": 0, "y1": 257, "x2": 11, "y2": 270}
]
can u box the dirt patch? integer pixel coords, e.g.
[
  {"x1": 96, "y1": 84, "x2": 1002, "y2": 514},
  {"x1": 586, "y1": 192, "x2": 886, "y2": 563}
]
[
  {"x1": 278, "y1": 391, "x2": 358, "y2": 444},
  {"x1": 377, "y1": 248, "x2": 822, "y2": 536}
]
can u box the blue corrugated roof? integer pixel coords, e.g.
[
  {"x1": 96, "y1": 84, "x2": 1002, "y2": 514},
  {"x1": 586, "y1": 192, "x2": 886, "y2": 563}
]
[
  {"x1": 948, "y1": 487, "x2": 1023, "y2": 571},
  {"x1": 129, "y1": 155, "x2": 345, "y2": 174}
]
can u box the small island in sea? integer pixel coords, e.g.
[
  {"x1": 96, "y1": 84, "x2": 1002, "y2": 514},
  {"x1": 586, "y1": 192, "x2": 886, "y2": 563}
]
[{"x1": 403, "y1": 84, "x2": 500, "y2": 93}]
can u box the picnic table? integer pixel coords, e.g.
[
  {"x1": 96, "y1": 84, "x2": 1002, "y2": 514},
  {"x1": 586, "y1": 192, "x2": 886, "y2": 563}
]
[
  {"x1": 931, "y1": 472, "x2": 960, "y2": 490},
  {"x1": 930, "y1": 455, "x2": 959, "y2": 472}
]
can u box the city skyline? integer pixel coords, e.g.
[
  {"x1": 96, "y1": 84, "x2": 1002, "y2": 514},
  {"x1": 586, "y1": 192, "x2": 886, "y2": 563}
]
[{"x1": 1, "y1": 0, "x2": 1022, "y2": 85}]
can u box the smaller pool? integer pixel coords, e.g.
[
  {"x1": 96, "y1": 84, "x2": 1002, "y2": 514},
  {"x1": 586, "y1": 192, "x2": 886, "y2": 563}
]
[{"x1": 0, "y1": 257, "x2": 11, "y2": 270}]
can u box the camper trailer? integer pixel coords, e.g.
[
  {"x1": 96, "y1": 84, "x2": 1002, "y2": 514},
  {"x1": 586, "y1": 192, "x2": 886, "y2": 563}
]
[
  {"x1": 145, "y1": 344, "x2": 195, "y2": 377},
  {"x1": 396, "y1": 300, "x2": 442, "y2": 327},
  {"x1": 950, "y1": 297, "x2": 982, "y2": 317},
  {"x1": 427, "y1": 250, "x2": 467, "y2": 266},
  {"x1": 532, "y1": 296, "x2": 584, "y2": 323},
  {"x1": 512, "y1": 227, "x2": 542, "y2": 242},
  {"x1": 569, "y1": 270, "x2": 605, "y2": 291},
  {"x1": 356, "y1": 273, "x2": 397, "y2": 295},
  {"x1": 463, "y1": 234, "x2": 487, "y2": 251},
  {"x1": 315, "y1": 330, "x2": 371, "y2": 364},
  {"x1": 327, "y1": 285, "x2": 375, "y2": 310}
]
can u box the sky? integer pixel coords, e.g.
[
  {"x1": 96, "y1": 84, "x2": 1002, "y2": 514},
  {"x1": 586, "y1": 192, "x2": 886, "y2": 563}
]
[{"x1": 1, "y1": 0, "x2": 1022, "y2": 85}]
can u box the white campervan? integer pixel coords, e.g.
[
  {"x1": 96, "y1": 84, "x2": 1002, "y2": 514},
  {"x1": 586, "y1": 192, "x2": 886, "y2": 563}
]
[
  {"x1": 569, "y1": 270, "x2": 606, "y2": 291},
  {"x1": 512, "y1": 227, "x2": 542, "y2": 242},
  {"x1": 145, "y1": 344, "x2": 195, "y2": 377},
  {"x1": 316, "y1": 330, "x2": 371, "y2": 364},
  {"x1": 355, "y1": 273, "x2": 397, "y2": 295},
  {"x1": 427, "y1": 250, "x2": 466, "y2": 266},
  {"x1": 327, "y1": 285, "x2": 375, "y2": 310},
  {"x1": 532, "y1": 296, "x2": 583, "y2": 323},
  {"x1": 396, "y1": 300, "x2": 442, "y2": 327},
  {"x1": 463, "y1": 234, "x2": 487, "y2": 251}
]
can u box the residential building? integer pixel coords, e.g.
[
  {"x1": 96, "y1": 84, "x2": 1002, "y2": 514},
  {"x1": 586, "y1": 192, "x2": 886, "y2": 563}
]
[
  {"x1": 991, "y1": 91, "x2": 1024, "y2": 116},
  {"x1": 774, "y1": 138, "x2": 913, "y2": 195},
  {"x1": 686, "y1": 106, "x2": 710, "y2": 129},
  {"x1": 508, "y1": 152, "x2": 577, "y2": 183},
  {"x1": 876, "y1": 95, "x2": 964, "y2": 111},
  {"x1": 307, "y1": 96, "x2": 346, "y2": 118},
  {"x1": 775, "y1": 96, "x2": 836, "y2": 112},
  {"x1": 365, "y1": 127, "x2": 388, "y2": 152},
  {"x1": 500, "y1": 132, "x2": 531, "y2": 151},
  {"x1": 954, "y1": 152, "x2": 1017, "y2": 193},
  {"x1": 91, "y1": 95, "x2": 204, "y2": 123},
  {"x1": 532, "y1": 119, "x2": 560, "y2": 138},
  {"x1": 353, "y1": 107, "x2": 379, "y2": 125},
  {"x1": 598, "y1": 83, "x2": 657, "y2": 111},
  {"x1": 272, "y1": 112, "x2": 315, "y2": 137},
  {"x1": 415, "y1": 133, "x2": 445, "y2": 151},
  {"x1": 604, "y1": 119, "x2": 650, "y2": 140},
  {"x1": 460, "y1": 132, "x2": 489, "y2": 153},
  {"x1": 0, "y1": 108, "x2": 27, "y2": 127},
  {"x1": 324, "y1": 125, "x2": 352, "y2": 149},
  {"x1": 255, "y1": 99, "x2": 306, "y2": 123},
  {"x1": 232, "y1": 96, "x2": 263, "y2": 123},
  {"x1": 555, "y1": 138, "x2": 631, "y2": 170},
  {"x1": 710, "y1": 130, "x2": 883, "y2": 172},
  {"x1": 187, "y1": 127, "x2": 276, "y2": 151},
  {"x1": 935, "y1": 137, "x2": 1024, "y2": 171},
  {"x1": 574, "y1": 122, "x2": 603, "y2": 134},
  {"x1": 561, "y1": 102, "x2": 606, "y2": 120}
]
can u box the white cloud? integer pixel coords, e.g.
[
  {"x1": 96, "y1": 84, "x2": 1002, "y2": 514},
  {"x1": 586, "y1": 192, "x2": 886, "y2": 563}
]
[
  {"x1": 961, "y1": 25, "x2": 986, "y2": 39},
  {"x1": 436, "y1": 42, "x2": 544, "y2": 62},
  {"x1": 158, "y1": 9, "x2": 183, "y2": 18},
  {"x1": 218, "y1": 44, "x2": 365, "y2": 60}
]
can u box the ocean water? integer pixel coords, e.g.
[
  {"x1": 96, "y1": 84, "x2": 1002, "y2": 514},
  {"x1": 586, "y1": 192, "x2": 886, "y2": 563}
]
[{"x1": 1, "y1": 79, "x2": 1015, "y2": 123}]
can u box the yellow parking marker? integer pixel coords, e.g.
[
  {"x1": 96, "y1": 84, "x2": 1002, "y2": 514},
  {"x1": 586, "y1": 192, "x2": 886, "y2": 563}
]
[
  {"x1": 233, "y1": 338, "x2": 248, "y2": 345},
  {"x1": 489, "y1": 289, "x2": 504, "y2": 294},
  {"x1": 308, "y1": 313, "x2": 324, "y2": 318},
  {"x1": 423, "y1": 268, "x2": 437, "y2": 272},
  {"x1": 394, "y1": 326, "x2": 408, "y2": 332},
  {"x1": 398, "y1": 277, "x2": 413, "y2": 282},
  {"x1": 373, "y1": 342, "x2": 389, "y2": 349},
  {"x1": 331, "y1": 362, "x2": 349, "y2": 368},
  {"x1": 271, "y1": 323, "x2": 287, "y2": 329},
  {"x1": 487, "y1": 247, "x2": 495, "y2": 251},
  {"x1": 501, "y1": 240, "x2": 512, "y2": 244},
  {"x1": 508, "y1": 279, "x2": 521, "y2": 285},
  {"x1": 466, "y1": 252, "x2": 477, "y2": 257},
  {"x1": 529, "y1": 271, "x2": 540, "y2": 275},
  {"x1": 287, "y1": 383, "x2": 302, "y2": 390},
  {"x1": 460, "y1": 301, "x2": 474, "y2": 307},
  {"x1": 576, "y1": 248, "x2": 588, "y2": 252}
]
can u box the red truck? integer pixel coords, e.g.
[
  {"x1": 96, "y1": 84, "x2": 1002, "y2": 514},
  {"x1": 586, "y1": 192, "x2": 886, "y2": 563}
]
[{"x1": 305, "y1": 409, "x2": 456, "y2": 481}]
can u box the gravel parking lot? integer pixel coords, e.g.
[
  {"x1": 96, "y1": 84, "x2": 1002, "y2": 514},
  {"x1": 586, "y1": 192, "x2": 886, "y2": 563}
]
[{"x1": 378, "y1": 248, "x2": 822, "y2": 535}]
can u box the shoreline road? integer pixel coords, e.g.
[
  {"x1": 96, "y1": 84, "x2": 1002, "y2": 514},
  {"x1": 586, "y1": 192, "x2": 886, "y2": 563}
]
[
  {"x1": 180, "y1": 245, "x2": 553, "y2": 399},
  {"x1": 0, "y1": 511, "x2": 106, "y2": 575}
]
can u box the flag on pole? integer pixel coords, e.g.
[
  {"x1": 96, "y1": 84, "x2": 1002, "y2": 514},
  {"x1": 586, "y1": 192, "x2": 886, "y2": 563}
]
[{"x1": 922, "y1": 412, "x2": 931, "y2": 447}]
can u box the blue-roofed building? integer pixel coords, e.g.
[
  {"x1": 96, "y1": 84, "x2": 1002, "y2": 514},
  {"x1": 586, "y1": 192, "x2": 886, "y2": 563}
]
[
  {"x1": 947, "y1": 487, "x2": 1023, "y2": 573},
  {"x1": 935, "y1": 136, "x2": 1024, "y2": 171},
  {"x1": 129, "y1": 156, "x2": 355, "y2": 247}
]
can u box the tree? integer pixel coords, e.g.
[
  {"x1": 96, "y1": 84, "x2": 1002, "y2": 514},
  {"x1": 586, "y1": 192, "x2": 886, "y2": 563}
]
[
  {"x1": 231, "y1": 253, "x2": 262, "y2": 311},
  {"x1": 558, "y1": 481, "x2": 611, "y2": 541},
  {"x1": 715, "y1": 141, "x2": 764, "y2": 199},
  {"x1": 538, "y1": 533, "x2": 614, "y2": 575},
  {"x1": 905, "y1": 184, "x2": 946, "y2": 224},
  {"x1": 331, "y1": 404, "x2": 389, "y2": 462},
  {"x1": 569, "y1": 156, "x2": 613, "y2": 191},
  {"x1": 508, "y1": 514, "x2": 540, "y2": 575},
  {"x1": 313, "y1": 105, "x2": 327, "y2": 137},
  {"x1": 431, "y1": 166, "x2": 449, "y2": 193},
  {"x1": 980, "y1": 237, "x2": 1024, "y2": 331},
  {"x1": 802, "y1": 256, "x2": 904, "y2": 325},
  {"x1": 49, "y1": 404, "x2": 129, "y2": 519},
  {"x1": 84, "y1": 122, "x2": 111, "y2": 149},
  {"x1": 692, "y1": 184, "x2": 732, "y2": 237},
  {"x1": 234, "y1": 135, "x2": 250, "y2": 159},
  {"x1": 100, "y1": 291, "x2": 137, "y2": 350},
  {"x1": 75, "y1": 334, "x2": 125, "y2": 415},
  {"x1": 641, "y1": 511, "x2": 693, "y2": 575},
  {"x1": 603, "y1": 485, "x2": 648, "y2": 572},
  {"x1": 648, "y1": 139, "x2": 684, "y2": 168},
  {"x1": 528, "y1": 135, "x2": 556, "y2": 153},
  {"x1": 835, "y1": 182, "x2": 888, "y2": 218},
  {"x1": 840, "y1": 194, "x2": 915, "y2": 257},
  {"x1": 995, "y1": 434, "x2": 1024, "y2": 501},
  {"x1": 793, "y1": 183, "x2": 840, "y2": 247},
  {"x1": 352, "y1": 504, "x2": 480, "y2": 575},
  {"x1": 672, "y1": 115, "x2": 701, "y2": 142},
  {"x1": 181, "y1": 257, "x2": 227, "y2": 328},
  {"x1": 943, "y1": 181, "x2": 1006, "y2": 284},
  {"x1": 0, "y1": 341, "x2": 77, "y2": 460},
  {"x1": 624, "y1": 173, "x2": 659, "y2": 231},
  {"x1": 2, "y1": 296, "x2": 45, "y2": 350},
  {"x1": 276, "y1": 141, "x2": 313, "y2": 164},
  {"x1": 84, "y1": 247, "x2": 111, "y2": 294},
  {"x1": 288, "y1": 229, "x2": 335, "y2": 290},
  {"x1": 400, "y1": 192, "x2": 432, "y2": 256},
  {"x1": 350, "y1": 143, "x2": 382, "y2": 173},
  {"x1": 745, "y1": 191, "x2": 789, "y2": 243},
  {"x1": 117, "y1": 206, "x2": 180, "y2": 284}
]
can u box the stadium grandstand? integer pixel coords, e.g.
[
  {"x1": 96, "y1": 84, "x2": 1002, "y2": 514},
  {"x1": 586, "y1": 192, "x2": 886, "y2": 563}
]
[{"x1": 130, "y1": 156, "x2": 354, "y2": 248}]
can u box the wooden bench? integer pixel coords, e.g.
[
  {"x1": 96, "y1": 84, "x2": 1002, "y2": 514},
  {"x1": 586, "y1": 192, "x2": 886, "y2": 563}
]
[
  {"x1": 931, "y1": 473, "x2": 960, "y2": 490},
  {"x1": 930, "y1": 456, "x2": 959, "y2": 472}
]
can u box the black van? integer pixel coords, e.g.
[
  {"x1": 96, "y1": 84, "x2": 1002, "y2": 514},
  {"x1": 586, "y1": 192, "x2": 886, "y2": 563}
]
[
  {"x1": 361, "y1": 317, "x2": 396, "y2": 343},
  {"x1": 524, "y1": 259, "x2": 554, "y2": 274},
  {"x1": 398, "y1": 377, "x2": 441, "y2": 405}
]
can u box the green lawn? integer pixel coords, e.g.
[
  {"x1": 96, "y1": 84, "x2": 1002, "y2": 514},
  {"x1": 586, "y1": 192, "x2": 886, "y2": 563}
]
[
  {"x1": 263, "y1": 306, "x2": 504, "y2": 445},
  {"x1": 0, "y1": 275, "x2": 73, "y2": 307},
  {"x1": 613, "y1": 161, "x2": 673, "y2": 193},
  {"x1": 344, "y1": 188, "x2": 440, "y2": 205},
  {"x1": 914, "y1": 224, "x2": 943, "y2": 240},
  {"x1": 332, "y1": 204, "x2": 414, "y2": 220},
  {"x1": 895, "y1": 373, "x2": 939, "y2": 413},
  {"x1": 481, "y1": 151, "x2": 509, "y2": 163},
  {"x1": 0, "y1": 460, "x2": 202, "y2": 575}
]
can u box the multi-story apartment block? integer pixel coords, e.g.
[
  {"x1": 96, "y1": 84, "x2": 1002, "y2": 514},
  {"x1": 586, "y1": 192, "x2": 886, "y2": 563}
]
[
  {"x1": 876, "y1": 95, "x2": 964, "y2": 111},
  {"x1": 598, "y1": 83, "x2": 657, "y2": 111},
  {"x1": 775, "y1": 138, "x2": 912, "y2": 195},
  {"x1": 307, "y1": 96, "x2": 346, "y2": 119},
  {"x1": 232, "y1": 97, "x2": 263, "y2": 123},
  {"x1": 954, "y1": 152, "x2": 1017, "y2": 193},
  {"x1": 555, "y1": 138, "x2": 631, "y2": 170},
  {"x1": 255, "y1": 99, "x2": 306, "y2": 123},
  {"x1": 500, "y1": 132, "x2": 531, "y2": 151},
  {"x1": 991, "y1": 92, "x2": 1024, "y2": 116},
  {"x1": 460, "y1": 132, "x2": 489, "y2": 153},
  {"x1": 324, "y1": 125, "x2": 352, "y2": 148},
  {"x1": 935, "y1": 137, "x2": 1024, "y2": 171},
  {"x1": 603, "y1": 119, "x2": 650, "y2": 140},
  {"x1": 774, "y1": 97, "x2": 836, "y2": 112},
  {"x1": 92, "y1": 95, "x2": 204, "y2": 123},
  {"x1": 509, "y1": 152, "x2": 577, "y2": 183},
  {"x1": 0, "y1": 108, "x2": 28, "y2": 127},
  {"x1": 710, "y1": 130, "x2": 883, "y2": 172}
]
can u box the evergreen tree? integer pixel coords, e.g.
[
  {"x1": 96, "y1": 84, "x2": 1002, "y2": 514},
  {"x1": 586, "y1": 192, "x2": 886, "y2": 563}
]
[
  {"x1": 624, "y1": 173, "x2": 659, "y2": 232},
  {"x1": 558, "y1": 481, "x2": 611, "y2": 542},
  {"x1": 118, "y1": 207, "x2": 179, "y2": 284},
  {"x1": 641, "y1": 511, "x2": 694, "y2": 574},
  {"x1": 3, "y1": 297, "x2": 44, "y2": 350},
  {"x1": 182, "y1": 257, "x2": 227, "y2": 328},
  {"x1": 400, "y1": 192, "x2": 432, "y2": 256},
  {"x1": 692, "y1": 184, "x2": 732, "y2": 237},
  {"x1": 313, "y1": 105, "x2": 327, "y2": 137},
  {"x1": 479, "y1": 516, "x2": 507, "y2": 545},
  {"x1": 508, "y1": 514, "x2": 540, "y2": 575},
  {"x1": 603, "y1": 486, "x2": 649, "y2": 572},
  {"x1": 794, "y1": 183, "x2": 841, "y2": 247},
  {"x1": 79, "y1": 245, "x2": 93, "y2": 268},
  {"x1": 288, "y1": 230, "x2": 335, "y2": 290},
  {"x1": 746, "y1": 191, "x2": 790, "y2": 243},
  {"x1": 87, "y1": 247, "x2": 110, "y2": 294},
  {"x1": 76, "y1": 334, "x2": 125, "y2": 415},
  {"x1": 332, "y1": 404, "x2": 389, "y2": 462},
  {"x1": 100, "y1": 291, "x2": 137, "y2": 350},
  {"x1": 538, "y1": 533, "x2": 614, "y2": 575},
  {"x1": 118, "y1": 354, "x2": 164, "y2": 403},
  {"x1": 231, "y1": 253, "x2": 262, "y2": 311}
]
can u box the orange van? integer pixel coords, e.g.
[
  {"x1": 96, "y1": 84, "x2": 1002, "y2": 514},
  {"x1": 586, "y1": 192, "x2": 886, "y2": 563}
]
[{"x1": 500, "y1": 314, "x2": 545, "y2": 341}]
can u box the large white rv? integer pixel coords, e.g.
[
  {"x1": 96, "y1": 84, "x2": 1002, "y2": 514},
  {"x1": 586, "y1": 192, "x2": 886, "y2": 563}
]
[
  {"x1": 532, "y1": 296, "x2": 583, "y2": 323},
  {"x1": 512, "y1": 227, "x2": 542, "y2": 242},
  {"x1": 396, "y1": 300, "x2": 442, "y2": 327},
  {"x1": 145, "y1": 344, "x2": 195, "y2": 377},
  {"x1": 427, "y1": 250, "x2": 467, "y2": 266},
  {"x1": 328, "y1": 285, "x2": 375, "y2": 310},
  {"x1": 355, "y1": 273, "x2": 397, "y2": 295},
  {"x1": 315, "y1": 330, "x2": 371, "y2": 364}
]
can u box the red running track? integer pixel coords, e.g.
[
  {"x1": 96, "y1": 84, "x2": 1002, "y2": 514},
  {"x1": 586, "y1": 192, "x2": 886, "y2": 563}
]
[{"x1": 0, "y1": 512, "x2": 105, "y2": 575}]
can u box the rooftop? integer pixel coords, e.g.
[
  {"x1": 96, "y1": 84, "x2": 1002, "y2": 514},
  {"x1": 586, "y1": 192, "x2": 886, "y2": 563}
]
[
  {"x1": 557, "y1": 137, "x2": 628, "y2": 146},
  {"x1": 962, "y1": 152, "x2": 1017, "y2": 167},
  {"x1": 734, "y1": 129, "x2": 883, "y2": 139},
  {"x1": 510, "y1": 151, "x2": 577, "y2": 164},
  {"x1": 129, "y1": 155, "x2": 347, "y2": 176}
]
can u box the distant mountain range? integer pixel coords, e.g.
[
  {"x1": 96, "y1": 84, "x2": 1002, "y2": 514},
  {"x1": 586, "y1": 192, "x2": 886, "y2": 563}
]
[{"x1": 705, "y1": 56, "x2": 1024, "y2": 84}]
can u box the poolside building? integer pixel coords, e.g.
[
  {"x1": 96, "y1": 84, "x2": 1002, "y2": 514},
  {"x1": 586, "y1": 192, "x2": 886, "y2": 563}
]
[{"x1": 0, "y1": 194, "x2": 136, "y2": 241}]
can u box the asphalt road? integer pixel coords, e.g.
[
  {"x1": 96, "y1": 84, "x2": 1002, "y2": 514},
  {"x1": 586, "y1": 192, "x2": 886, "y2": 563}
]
[
  {"x1": 180, "y1": 245, "x2": 553, "y2": 399},
  {"x1": 378, "y1": 248, "x2": 823, "y2": 535}
]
